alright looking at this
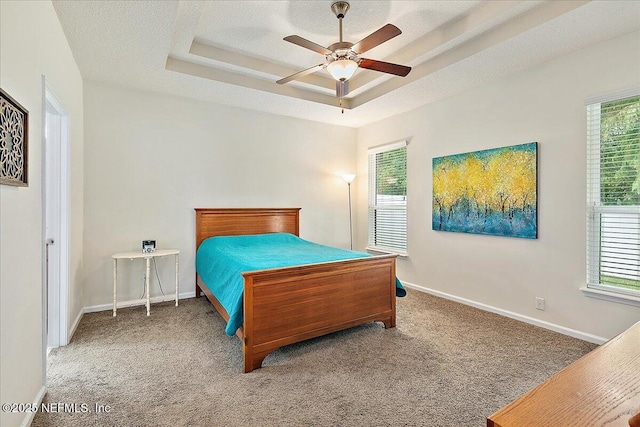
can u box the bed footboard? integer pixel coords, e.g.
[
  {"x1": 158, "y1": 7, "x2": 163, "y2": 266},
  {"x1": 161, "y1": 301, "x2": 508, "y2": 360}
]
[{"x1": 241, "y1": 254, "x2": 397, "y2": 372}]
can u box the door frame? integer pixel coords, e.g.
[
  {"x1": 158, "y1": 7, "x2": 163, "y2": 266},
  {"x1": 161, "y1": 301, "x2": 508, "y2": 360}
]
[{"x1": 41, "y1": 77, "x2": 71, "y2": 368}]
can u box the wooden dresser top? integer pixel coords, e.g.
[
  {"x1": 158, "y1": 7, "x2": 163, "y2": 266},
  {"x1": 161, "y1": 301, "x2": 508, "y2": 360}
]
[{"x1": 488, "y1": 321, "x2": 640, "y2": 427}]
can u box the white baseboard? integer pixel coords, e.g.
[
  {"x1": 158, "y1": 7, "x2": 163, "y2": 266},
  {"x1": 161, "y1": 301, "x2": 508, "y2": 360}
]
[
  {"x1": 21, "y1": 385, "x2": 46, "y2": 427},
  {"x1": 68, "y1": 308, "x2": 83, "y2": 343},
  {"x1": 84, "y1": 291, "x2": 196, "y2": 314},
  {"x1": 402, "y1": 281, "x2": 609, "y2": 345}
]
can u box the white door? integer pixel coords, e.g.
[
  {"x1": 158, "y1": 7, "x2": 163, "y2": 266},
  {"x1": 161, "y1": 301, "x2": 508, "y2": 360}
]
[{"x1": 43, "y1": 83, "x2": 70, "y2": 351}]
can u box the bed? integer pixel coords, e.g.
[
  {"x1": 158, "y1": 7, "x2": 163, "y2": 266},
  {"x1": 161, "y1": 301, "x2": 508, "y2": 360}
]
[{"x1": 194, "y1": 208, "x2": 401, "y2": 372}]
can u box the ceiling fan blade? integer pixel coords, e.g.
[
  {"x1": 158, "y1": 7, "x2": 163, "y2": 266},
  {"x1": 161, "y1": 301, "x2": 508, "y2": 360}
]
[
  {"x1": 351, "y1": 24, "x2": 401, "y2": 54},
  {"x1": 336, "y1": 80, "x2": 349, "y2": 98},
  {"x1": 284, "y1": 35, "x2": 333, "y2": 56},
  {"x1": 276, "y1": 64, "x2": 326, "y2": 84},
  {"x1": 359, "y1": 58, "x2": 411, "y2": 77}
]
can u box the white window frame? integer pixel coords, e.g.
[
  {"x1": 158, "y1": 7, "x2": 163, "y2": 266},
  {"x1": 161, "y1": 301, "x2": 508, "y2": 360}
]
[
  {"x1": 583, "y1": 89, "x2": 640, "y2": 307},
  {"x1": 367, "y1": 140, "x2": 408, "y2": 256}
]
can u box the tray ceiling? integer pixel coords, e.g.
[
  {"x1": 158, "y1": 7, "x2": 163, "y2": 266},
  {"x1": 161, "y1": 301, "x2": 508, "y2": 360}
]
[{"x1": 53, "y1": 1, "x2": 640, "y2": 127}]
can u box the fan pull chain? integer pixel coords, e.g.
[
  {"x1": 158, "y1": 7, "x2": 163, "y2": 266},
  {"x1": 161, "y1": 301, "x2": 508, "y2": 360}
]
[{"x1": 339, "y1": 97, "x2": 344, "y2": 114}]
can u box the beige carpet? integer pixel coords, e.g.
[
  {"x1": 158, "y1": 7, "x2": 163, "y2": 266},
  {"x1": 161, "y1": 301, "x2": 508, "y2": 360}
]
[{"x1": 33, "y1": 290, "x2": 596, "y2": 427}]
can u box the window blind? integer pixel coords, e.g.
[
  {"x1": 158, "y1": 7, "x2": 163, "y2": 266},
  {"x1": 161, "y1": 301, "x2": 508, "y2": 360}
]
[
  {"x1": 586, "y1": 95, "x2": 640, "y2": 296},
  {"x1": 368, "y1": 141, "x2": 407, "y2": 255}
]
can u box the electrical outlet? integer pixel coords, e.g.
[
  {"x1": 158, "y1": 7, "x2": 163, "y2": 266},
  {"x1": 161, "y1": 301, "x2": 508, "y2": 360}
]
[{"x1": 535, "y1": 297, "x2": 545, "y2": 311}]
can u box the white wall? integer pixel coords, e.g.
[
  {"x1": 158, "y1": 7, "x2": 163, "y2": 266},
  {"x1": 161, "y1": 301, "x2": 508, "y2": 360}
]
[
  {"x1": 0, "y1": 1, "x2": 84, "y2": 426},
  {"x1": 355, "y1": 30, "x2": 640, "y2": 341},
  {"x1": 83, "y1": 82, "x2": 357, "y2": 307}
]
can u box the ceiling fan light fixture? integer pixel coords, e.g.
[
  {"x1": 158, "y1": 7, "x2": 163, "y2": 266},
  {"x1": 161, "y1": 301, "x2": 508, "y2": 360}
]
[{"x1": 327, "y1": 58, "x2": 358, "y2": 81}]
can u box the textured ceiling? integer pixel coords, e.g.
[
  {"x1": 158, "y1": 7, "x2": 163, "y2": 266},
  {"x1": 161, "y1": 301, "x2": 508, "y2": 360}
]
[{"x1": 52, "y1": 0, "x2": 640, "y2": 128}]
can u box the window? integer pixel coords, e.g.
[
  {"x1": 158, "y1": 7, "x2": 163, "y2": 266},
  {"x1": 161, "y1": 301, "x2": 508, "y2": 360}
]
[
  {"x1": 586, "y1": 93, "x2": 640, "y2": 298},
  {"x1": 368, "y1": 141, "x2": 407, "y2": 255}
]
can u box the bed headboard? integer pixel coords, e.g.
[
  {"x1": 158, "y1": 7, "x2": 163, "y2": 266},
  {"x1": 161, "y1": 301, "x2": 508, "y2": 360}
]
[{"x1": 194, "y1": 208, "x2": 301, "y2": 249}]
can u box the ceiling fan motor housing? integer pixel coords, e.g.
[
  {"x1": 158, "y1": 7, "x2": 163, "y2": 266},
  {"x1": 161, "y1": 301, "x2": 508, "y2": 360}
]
[{"x1": 327, "y1": 42, "x2": 358, "y2": 64}]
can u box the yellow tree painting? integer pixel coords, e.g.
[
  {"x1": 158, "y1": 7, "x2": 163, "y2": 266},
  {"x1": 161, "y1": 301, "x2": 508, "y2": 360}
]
[{"x1": 433, "y1": 142, "x2": 537, "y2": 238}]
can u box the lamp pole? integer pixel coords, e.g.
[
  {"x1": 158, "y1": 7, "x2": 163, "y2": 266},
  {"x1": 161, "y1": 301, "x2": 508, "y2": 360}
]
[
  {"x1": 342, "y1": 174, "x2": 356, "y2": 250},
  {"x1": 348, "y1": 181, "x2": 353, "y2": 250}
]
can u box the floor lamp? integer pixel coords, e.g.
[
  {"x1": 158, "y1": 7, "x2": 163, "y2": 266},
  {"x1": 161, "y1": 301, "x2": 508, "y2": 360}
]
[{"x1": 342, "y1": 174, "x2": 356, "y2": 250}]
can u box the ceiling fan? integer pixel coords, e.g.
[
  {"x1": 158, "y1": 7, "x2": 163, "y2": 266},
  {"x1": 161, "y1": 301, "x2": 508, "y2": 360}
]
[{"x1": 276, "y1": 1, "x2": 411, "y2": 101}]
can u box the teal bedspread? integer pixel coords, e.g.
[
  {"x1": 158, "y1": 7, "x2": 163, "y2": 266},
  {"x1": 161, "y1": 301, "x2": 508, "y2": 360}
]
[{"x1": 195, "y1": 232, "x2": 406, "y2": 336}]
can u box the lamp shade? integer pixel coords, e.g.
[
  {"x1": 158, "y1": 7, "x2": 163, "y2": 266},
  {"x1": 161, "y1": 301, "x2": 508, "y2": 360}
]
[
  {"x1": 342, "y1": 174, "x2": 356, "y2": 183},
  {"x1": 327, "y1": 59, "x2": 358, "y2": 81}
]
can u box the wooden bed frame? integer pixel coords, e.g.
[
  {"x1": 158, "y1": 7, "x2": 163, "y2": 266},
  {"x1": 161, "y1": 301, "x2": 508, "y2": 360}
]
[{"x1": 194, "y1": 208, "x2": 398, "y2": 373}]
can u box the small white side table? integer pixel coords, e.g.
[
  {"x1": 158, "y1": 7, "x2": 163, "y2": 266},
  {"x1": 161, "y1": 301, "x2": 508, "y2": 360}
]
[{"x1": 112, "y1": 249, "x2": 180, "y2": 317}]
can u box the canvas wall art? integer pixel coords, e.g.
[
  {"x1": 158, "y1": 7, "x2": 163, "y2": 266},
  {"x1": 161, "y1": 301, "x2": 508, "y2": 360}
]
[{"x1": 432, "y1": 142, "x2": 537, "y2": 239}]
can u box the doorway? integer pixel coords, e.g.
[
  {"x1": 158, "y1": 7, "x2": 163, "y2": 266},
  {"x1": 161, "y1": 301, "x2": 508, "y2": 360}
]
[{"x1": 42, "y1": 80, "x2": 70, "y2": 357}]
